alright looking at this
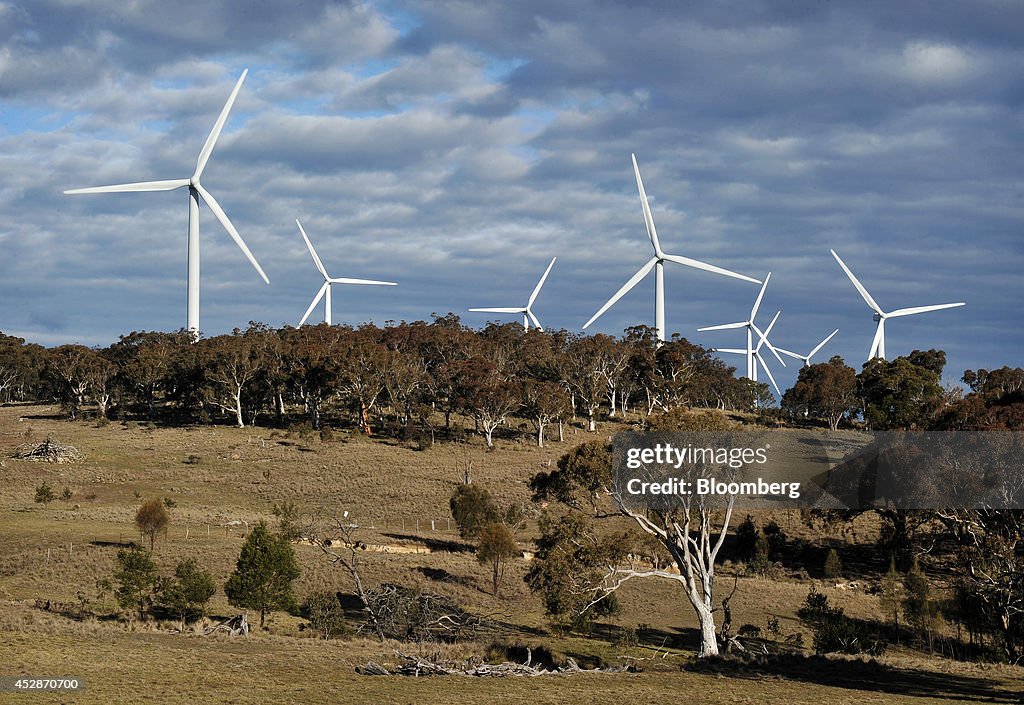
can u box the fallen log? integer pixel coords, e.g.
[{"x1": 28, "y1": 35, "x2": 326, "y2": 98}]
[
  {"x1": 203, "y1": 613, "x2": 249, "y2": 637},
  {"x1": 14, "y1": 437, "x2": 85, "y2": 463},
  {"x1": 357, "y1": 650, "x2": 635, "y2": 677}
]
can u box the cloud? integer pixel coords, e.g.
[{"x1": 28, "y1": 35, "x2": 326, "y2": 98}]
[{"x1": 0, "y1": 0, "x2": 1019, "y2": 390}]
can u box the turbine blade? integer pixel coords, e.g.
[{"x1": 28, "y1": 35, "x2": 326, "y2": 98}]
[
  {"x1": 887, "y1": 303, "x2": 965, "y2": 318},
  {"x1": 194, "y1": 183, "x2": 269, "y2": 284},
  {"x1": 194, "y1": 69, "x2": 248, "y2": 180},
  {"x1": 756, "y1": 351, "x2": 782, "y2": 395},
  {"x1": 527, "y1": 310, "x2": 543, "y2": 331},
  {"x1": 632, "y1": 153, "x2": 662, "y2": 256},
  {"x1": 831, "y1": 249, "x2": 882, "y2": 314},
  {"x1": 64, "y1": 179, "x2": 190, "y2": 194},
  {"x1": 698, "y1": 321, "x2": 747, "y2": 332},
  {"x1": 528, "y1": 257, "x2": 557, "y2": 307},
  {"x1": 868, "y1": 320, "x2": 884, "y2": 360},
  {"x1": 661, "y1": 254, "x2": 761, "y2": 284},
  {"x1": 808, "y1": 329, "x2": 840, "y2": 358},
  {"x1": 329, "y1": 277, "x2": 396, "y2": 286},
  {"x1": 296, "y1": 219, "x2": 329, "y2": 279},
  {"x1": 469, "y1": 307, "x2": 526, "y2": 313},
  {"x1": 775, "y1": 347, "x2": 805, "y2": 361},
  {"x1": 752, "y1": 319, "x2": 786, "y2": 368},
  {"x1": 750, "y1": 272, "x2": 771, "y2": 319},
  {"x1": 582, "y1": 257, "x2": 658, "y2": 329},
  {"x1": 714, "y1": 348, "x2": 748, "y2": 355},
  {"x1": 299, "y1": 283, "x2": 328, "y2": 326}
]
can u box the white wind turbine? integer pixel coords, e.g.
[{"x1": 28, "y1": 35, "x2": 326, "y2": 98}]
[
  {"x1": 831, "y1": 250, "x2": 965, "y2": 362},
  {"x1": 711, "y1": 310, "x2": 786, "y2": 395},
  {"x1": 469, "y1": 257, "x2": 556, "y2": 330},
  {"x1": 296, "y1": 220, "x2": 396, "y2": 326},
  {"x1": 698, "y1": 272, "x2": 787, "y2": 387},
  {"x1": 64, "y1": 69, "x2": 268, "y2": 336},
  {"x1": 776, "y1": 329, "x2": 840, "y2": 368},
  {"x1": 583, "y1": 154, "x2": 760, "y2": 343}
]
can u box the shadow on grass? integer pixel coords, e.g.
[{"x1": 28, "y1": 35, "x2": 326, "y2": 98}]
[
  {"x1": 415, "y1": 566, "x2": 478, "y2": 590},
  {"x1": 685, "y1": 653, "x2": 1023, "y2": 703}
]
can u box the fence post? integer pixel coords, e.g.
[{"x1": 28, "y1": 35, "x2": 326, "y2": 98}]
[{"x1": 431, "y1": 520, "x2": 435, "y2": 531}]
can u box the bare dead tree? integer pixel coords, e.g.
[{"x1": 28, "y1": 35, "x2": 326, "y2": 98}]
[
  {"x1": 584, "y1": 463, "x2": 737, "y2": 658},
  {"x1": 305, "y1": 513, "x2": 385, "y2": 640}
]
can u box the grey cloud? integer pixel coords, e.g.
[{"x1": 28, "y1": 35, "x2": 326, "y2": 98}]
[{"x1": 0, "y1": 0, "x2": 1018, "y2": 391}]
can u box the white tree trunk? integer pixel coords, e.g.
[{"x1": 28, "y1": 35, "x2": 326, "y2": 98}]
[{"x1": 696, "y1": 604, "x2": 720, "y2": 657}]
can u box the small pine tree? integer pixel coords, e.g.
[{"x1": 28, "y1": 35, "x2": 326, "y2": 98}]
[
  {"x1": 823, "y1": 548, "x2": 843, "y2": 579},
  {"x1": 34, "y1": 483, "x2": 55, "y2": 504},
  {"x1": 159, "y1": 559, "x2": 216, "y2": 630},
  {"x1": 903, "y1": 557, "x2": 935, "y2": 646},
  {"x1": 135, "y1": 498, "x2": 170, "y2": 551},
  {"x1": 224, "y1": 521, "x2": 300, "y2": 628},
  {"x1": 302, "y1": 591, "x2": 349, "y2": 640},
  {"x1": 880, "y1": 556, "x2": 903, "y2": 630},
  {"x1": 763, "y1": 520, "x2": 786, "y2": 558},
  {"x1": 750, "y1": 532, "x2": 771, "y2": 576},
  {"x1": 113, "y1": 547, "x2": 159, "y2": 620},
  {"x1": 735, "y1": 515, "x2": 758, "y2": 560}
]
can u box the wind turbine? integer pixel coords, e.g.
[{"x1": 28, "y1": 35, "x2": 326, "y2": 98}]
[
  {"x1": 776, "y1": 329, "x2": 840, "y2": 368},
  {"x1": 64, "y1": 69, "x2": 268, "y2": 335},
  {"x1": 469, "y1": 257, "x2": 556, "y2": 330},
  {"x1": 296, "y1": 220, "x2": 396, "y2": 326},
  {"x1": 698, "y1": 272, "x2": 786, "y2": 383},
  {"x1": 830, "y1": 250, "x2": 965, "y2": 361},
  {"x1": 582, "y1": 154, "x2": 760, "y2": 343},
  {"x1": 711, "y1": 310, "x2": 786, "y2": 395}
]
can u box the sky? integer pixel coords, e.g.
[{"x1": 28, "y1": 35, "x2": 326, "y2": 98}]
[{"x1": 0, "y1": 0, "x2": 1021, "y2": 391}]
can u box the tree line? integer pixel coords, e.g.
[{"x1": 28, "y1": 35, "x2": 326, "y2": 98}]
[
  {"x1": 4, "y1": 318, "x2": 1019, "y2": 440},
  {"x1": 0, "y1": 318, "x2": 769, "y2": 444}
]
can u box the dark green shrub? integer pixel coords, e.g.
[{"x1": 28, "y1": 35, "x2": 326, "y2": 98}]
[
  {"x1": 302, "y1": 591, "x2": 350, "y2": 640},
  {"x1": 34, "y1": 483, "x2": 55, "y2": 504}
]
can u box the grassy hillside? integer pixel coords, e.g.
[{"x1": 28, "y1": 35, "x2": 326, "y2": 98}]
[{"x1": 1, "y1": 403, "x2": 1021, "y2": 704}]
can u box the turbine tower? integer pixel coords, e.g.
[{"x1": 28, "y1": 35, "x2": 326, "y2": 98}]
[
  {"x1": 469, "y1": 257, "x2": 556, "y2": 330},
  {"x1": 776, "y1": 329, "x2": 840, "y2": 368},
  {"x1": 583, "y1": 154, "x2": 760, "y2": 343},
  {"x1": 830, "y1": 250, "x2": 965, "y2": 361},
  {"x1": 64, "y1": 69, "x2": 268, "y2": 335},
  {"x1": 296, "y1": 220, "x2": 396, "y2": 326},
  {"x1": 698, "y1": 272, "x2": 786, "y2": 382}
]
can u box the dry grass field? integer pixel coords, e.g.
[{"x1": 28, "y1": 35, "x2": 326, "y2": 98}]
[{"x1": 1, "y1": 403, "x2": 1022, "y2": 704}]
